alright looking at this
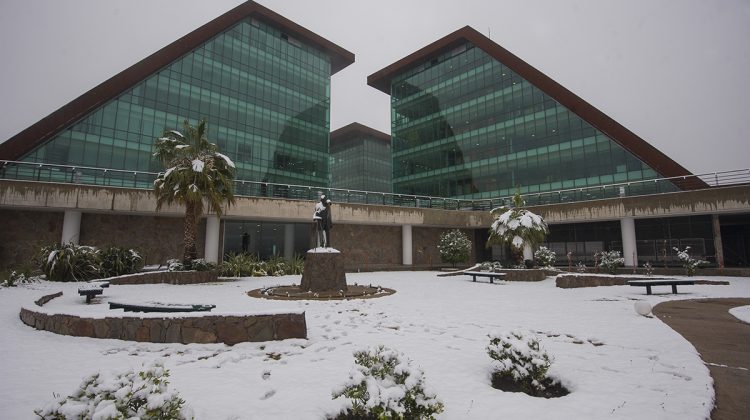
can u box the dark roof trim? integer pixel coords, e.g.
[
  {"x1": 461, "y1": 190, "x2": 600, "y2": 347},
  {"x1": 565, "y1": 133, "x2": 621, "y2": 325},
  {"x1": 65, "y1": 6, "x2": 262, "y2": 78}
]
[
  {"x1": 0, "y1": 1, "x2": 354, "y2": 161},
  {"x1": 331, "y1": 122, "x2": 391, "y2": 145},
  {"x1": 368, "y1": 26, "x2": 703, "y2": 189}
]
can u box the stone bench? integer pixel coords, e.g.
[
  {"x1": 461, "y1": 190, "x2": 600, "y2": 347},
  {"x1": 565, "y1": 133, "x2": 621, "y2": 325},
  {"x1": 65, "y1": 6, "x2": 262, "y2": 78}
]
[
  {"x1": 628, "y1": 279, "x2": 695, "y2": 295},
  {"x1": 464, "y1": 271, "x2": 506, "y2": 284}
]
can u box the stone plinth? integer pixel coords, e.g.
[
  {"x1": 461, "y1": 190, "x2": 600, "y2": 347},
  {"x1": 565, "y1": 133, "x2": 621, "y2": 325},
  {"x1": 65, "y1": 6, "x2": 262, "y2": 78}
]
[{"x1": 300, "y1": 249, "x2": 347, "y2": 292}]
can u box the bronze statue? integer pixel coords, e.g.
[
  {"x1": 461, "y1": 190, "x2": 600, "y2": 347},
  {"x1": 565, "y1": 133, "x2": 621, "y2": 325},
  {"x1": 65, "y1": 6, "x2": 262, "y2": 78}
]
[{"x1": 313, "y1": 195, "x2": 333, "y2": 248}]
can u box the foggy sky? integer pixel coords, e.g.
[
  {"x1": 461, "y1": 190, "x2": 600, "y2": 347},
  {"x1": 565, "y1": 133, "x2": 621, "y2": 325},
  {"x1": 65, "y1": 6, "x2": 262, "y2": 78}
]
[{"x1": 0, "y1": 0, "x2": 748, "y2": 175}]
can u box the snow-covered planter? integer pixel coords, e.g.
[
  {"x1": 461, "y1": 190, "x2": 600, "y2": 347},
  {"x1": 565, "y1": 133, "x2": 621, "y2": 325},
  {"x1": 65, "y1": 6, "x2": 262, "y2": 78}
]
[
  {"x1": 596, "y1": 250, "x2": 624, "y2": 274},
  {"x1": 673, "y1": 246, "x2": 708, "y2": 276},
  {"x1": 479, "y1": 261, "x2": 503, "y2": 272},
  {"x1": 331, "y1": 345, "x2": 444, "y2": 419},
  {"x1": 487, "y1": 194, "x2": 548, "y2": 265},
  {"x1": 35, "y1": 362, "x2": 193, "y2": 419},
  {"x1": 437, "y1": 229, "x2": 472, "y2": 267},
  {"x1": 487, "y1": 330, "x2": 568, "y2": 398},
  {"x1": 534, "y1": 247, "x2": 557, "y2": 268}
]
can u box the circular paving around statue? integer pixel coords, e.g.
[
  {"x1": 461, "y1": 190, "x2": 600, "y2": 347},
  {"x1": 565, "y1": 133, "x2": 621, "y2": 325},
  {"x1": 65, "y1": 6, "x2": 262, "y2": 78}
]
[{"x1": 247, "y1": 284, "x2": 395, "y2": 300}]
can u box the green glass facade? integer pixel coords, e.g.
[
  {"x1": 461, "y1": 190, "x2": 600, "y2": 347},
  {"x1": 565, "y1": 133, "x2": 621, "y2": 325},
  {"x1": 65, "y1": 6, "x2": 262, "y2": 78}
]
[
  {"x1": 330, "y1": 132, "x2": 392, "y2": 193},
  {"x1": 390, "y1": 42, "x2": 671, "y2": 199},
  {"x1": 19, "y1": 18, "x2": 332, "y2": 187}
]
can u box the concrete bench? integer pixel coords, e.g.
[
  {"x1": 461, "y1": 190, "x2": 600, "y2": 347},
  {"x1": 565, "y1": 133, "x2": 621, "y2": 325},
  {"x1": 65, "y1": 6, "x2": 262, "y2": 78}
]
[
  {"x1": 464, "y1": 271, "x2": 506, "y2": 284},
  {"x1": 109, "y1": 301, "x2": 216, "y2": 313},
  {"x1": 628, "y1": 279, "x2": 695, "y2": 295},
  {"x1": 78, "y1": 287, "x2": 103, "y2": 304}
]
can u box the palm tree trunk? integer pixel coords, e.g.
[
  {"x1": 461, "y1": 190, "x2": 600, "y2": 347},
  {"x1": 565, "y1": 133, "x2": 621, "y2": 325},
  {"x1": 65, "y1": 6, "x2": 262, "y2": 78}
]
[{"x1": 183, "y1": 201, "x2": 199, "y2": 264}]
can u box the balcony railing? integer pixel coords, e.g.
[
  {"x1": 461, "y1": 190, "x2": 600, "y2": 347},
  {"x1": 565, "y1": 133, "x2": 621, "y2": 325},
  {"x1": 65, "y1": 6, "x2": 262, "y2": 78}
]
[{"x1": 1, "y1": 160, "x2": 748, "y2": 212}]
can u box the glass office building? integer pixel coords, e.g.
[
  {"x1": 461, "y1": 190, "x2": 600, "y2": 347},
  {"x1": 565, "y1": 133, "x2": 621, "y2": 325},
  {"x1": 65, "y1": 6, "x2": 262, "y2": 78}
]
[
  {"x1": 0, "y1": 2, "x2": 354, "y2": 189},
  {"x1": 330, "y1": 123, "x2": 392, "y2": 193},
  {"x1": 369, "y1": 27, "x2": 694, "y2": 200}
]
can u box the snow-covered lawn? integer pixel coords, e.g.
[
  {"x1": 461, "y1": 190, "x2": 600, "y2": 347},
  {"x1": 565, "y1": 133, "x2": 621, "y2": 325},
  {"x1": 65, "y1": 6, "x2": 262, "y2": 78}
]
[{"x1": 2, "y1": 272, "x2": 749, "y2": 419}]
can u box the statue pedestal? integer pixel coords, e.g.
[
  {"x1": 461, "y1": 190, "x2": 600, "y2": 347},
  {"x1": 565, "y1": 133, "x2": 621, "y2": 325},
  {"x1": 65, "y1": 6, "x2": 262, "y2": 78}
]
[{"x1": 300, "y1": 248, "x2": 348, "y2": 292}]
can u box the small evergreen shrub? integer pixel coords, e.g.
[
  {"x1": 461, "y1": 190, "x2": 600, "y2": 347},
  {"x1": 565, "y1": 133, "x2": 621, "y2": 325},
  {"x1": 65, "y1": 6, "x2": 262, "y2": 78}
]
[
  {"x1": 479, "y1": 261, "x2": 503, "y2": 272},
  {"x1": 534, "y1": 247, "x2": 557, "y2": 268},
  {"x1": 187, "y1": 258, "x2": 216, "y2": 272},
  {"x1": 166, "y1": 259, "x2": 185, "y2": 272},
  {"x1": 219, "y1": 253, "x2": 303, "y2": 277},
  {"x1": 596, "y1": 250, "x2": 624, "y2": 274},
  {"x1": 673, "y1": 246, "x2": 708, "y2": 276},
  {"x1": 2, "y1": 270, "x2": 33, "y2": 287},
  {"x1": 219, "y1": 253, "x2": 260, "y2": 277},
  {"x1": 576, "y1": 262, "x2": 587, "y2": 273},
  {"x1": 643, "y1": 261, "x2": 654, "y2": 276},
  {"x1": 39, "y1": 243, "x2": 101, "y2": 282},
  {"x1": 35, "y1": 362, "x2": 193, "y2": 419},
  {"x1": 437, "y1": 229, "x2": 472, "y2": 267},
  {"x1": 487, "y1": 330, "x2": 567, "y2": 398},
  {"x1": 332, "y1": 345, "x2": 444, "y2": 420},
  {"x1": 100, "y1": 246, "x2": 144, "y2": 278}
]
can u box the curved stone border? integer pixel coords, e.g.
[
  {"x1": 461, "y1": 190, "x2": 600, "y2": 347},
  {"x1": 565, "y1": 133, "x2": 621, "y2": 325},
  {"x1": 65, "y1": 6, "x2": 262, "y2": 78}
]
[
  {"x1": 20, "y1": 291, "x2": 306, "y2": 345},
  {"x1": 107, "y1": 270, "x2": 218, "y2": 285}
]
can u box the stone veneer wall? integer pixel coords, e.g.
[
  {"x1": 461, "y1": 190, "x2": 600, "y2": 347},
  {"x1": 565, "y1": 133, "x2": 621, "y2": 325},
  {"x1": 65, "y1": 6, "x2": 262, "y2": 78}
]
[
  {"x1": 82, "y1": 213, "x2": 205, "y2": 265},
  {"x1": 108, "y1": 270, "x2": 218, "y2": 285},
  {"x1": 556, "y1": 275, "x2": 630, "y2": 288},
  {"x1": 20, "y1": 292, "x2": 306, "y2": 345},
  {"x1": 0, "y1": 209, "x2": 62, "y2": 270}
]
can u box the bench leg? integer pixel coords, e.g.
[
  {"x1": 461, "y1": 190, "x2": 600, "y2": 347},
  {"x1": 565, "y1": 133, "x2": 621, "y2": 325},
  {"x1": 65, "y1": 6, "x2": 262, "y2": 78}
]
[
  {"x1": 671, "y1": 284, "x2": 678, "y2": 294},
  {"x1": 490, "y1": 277, "x2": 494, "y2": 284},
  {"x1": 645, "y1": 285, "x2": 652, "y2": 295},
  {"x1": 472, "y1": 275, "x2": 476, "y2": 282},
  {"x1": 86, "y1": 294, "x2": 92, "y2": 304}
]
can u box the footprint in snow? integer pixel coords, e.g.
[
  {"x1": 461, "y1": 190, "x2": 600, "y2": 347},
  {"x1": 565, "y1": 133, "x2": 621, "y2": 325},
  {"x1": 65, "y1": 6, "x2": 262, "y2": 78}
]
[{"x1": 260, "y1": 389, "x2": 276, "y2": 400}]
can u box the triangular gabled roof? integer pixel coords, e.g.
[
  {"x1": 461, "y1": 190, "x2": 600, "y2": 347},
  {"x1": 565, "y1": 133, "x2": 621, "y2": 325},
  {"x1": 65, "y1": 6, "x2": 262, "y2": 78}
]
[
  {"x1": 0, "y1": 1, "x2": 354, "y2": 161},
  {"x1": 368, "y1": 26, "x2": 703, "y2": 189}
]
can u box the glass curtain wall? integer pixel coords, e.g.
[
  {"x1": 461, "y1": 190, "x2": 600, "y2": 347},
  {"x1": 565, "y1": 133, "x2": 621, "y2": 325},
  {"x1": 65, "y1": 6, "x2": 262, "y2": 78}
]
[
  {"x1": 330, "y1": 136, "x2": 392, "y2": 192},
  {"x1": 18, "y1": 18, "x2": 332, "y2": 189},
  {"x1": 390, "y1": 42, "x2": 674, "y2": 200}
]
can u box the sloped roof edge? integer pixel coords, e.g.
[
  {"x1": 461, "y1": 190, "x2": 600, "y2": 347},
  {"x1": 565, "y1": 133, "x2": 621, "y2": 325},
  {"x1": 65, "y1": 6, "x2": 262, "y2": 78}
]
[
  {"x1": 367, "y1": 26, "x2": 703, "y2": 188},
  {"x1": 331, "y1": 122, "x2": 391, "y2": 145},
  {"x1": 0, "y1": 1, "x2": 354, "y2": 161}
]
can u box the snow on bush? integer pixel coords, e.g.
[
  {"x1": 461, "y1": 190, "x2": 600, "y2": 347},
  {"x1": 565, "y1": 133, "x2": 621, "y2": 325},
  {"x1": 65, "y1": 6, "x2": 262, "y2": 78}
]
[
  {"x1": 332, "y1": 345, "x2": 444, "y2": 419},
  {"x1": 99, "y1": 246, "x2": 144, "y2": 278},
  {"x1": 479, "y1": 261, "x2": 503, "y2": 272},
  {"x1": 2, "y1": 270, "x2": 35, "y2": 287},
  {"x1": 487, "y1": 193, "x2": 548, "y2": 264},
  {"x1": 596, "y1": 250, "x2": 624, "y2": 274},
  {"x1": 35, "y1": 362, "x2": 192, "y2": 420},
  {"x1": 487, "y1": 330, "x2": 552, "y2": 393},
  {"x1": 437, "y1": 229, "x2": 472, "y2": 267},
  {"x1": 534, "y1": 247, "x2": 557, "y2": 268},
  {"x1": 40, "y1": 243, "x2": 101, "y2": 282},
  {"x1": 673, "y1": 246, "x2": 708, "y2": 276}
]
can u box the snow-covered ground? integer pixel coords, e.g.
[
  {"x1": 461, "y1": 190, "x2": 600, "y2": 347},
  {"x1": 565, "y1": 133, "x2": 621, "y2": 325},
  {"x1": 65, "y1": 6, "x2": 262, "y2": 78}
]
[{"x1": 2, "y1": 272, "x2": 749, "y2": 419}]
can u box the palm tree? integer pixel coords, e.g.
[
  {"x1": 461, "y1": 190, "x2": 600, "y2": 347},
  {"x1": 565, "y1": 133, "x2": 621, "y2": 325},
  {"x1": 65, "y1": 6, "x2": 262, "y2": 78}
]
[
  {"x1": 153, "y1": 119, "x2": 236, "y2": 264},
  {"x1": 487, "y1": 193, "x2": 548, "y2": 265}
]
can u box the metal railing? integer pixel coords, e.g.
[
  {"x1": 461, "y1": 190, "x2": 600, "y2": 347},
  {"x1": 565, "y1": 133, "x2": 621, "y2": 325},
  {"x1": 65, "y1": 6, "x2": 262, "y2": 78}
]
[{"x1": 1, "y1": 160, "x2": 748, "y2": 211}]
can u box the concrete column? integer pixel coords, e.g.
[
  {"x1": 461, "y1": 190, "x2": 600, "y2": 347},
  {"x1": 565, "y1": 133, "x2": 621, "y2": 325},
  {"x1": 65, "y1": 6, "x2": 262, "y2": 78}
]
[
  {"x1": 204, "y1": 215, "x2": 220, "y2": 263},
  {"x1": 402, "y1": 225, "x2": 413, "y2": 266},
  {"x1": 620, "y1": 217, "x2": 637, "y2": 267},
  {"x1": 712, "y1": 215, "x2": 724, "y2": 268},
  {"x1": 284, "y1": 223, "x2": 295, "y2": 260},
  {"x1": 61, "y1": 210, "x2": 82, "y2": 245}
]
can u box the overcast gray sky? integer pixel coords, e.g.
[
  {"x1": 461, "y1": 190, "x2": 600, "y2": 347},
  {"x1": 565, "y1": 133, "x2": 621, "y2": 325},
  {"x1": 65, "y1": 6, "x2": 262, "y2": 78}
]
[{"x1": 1, "y1": 0, "x2": 748, "y2": 175}]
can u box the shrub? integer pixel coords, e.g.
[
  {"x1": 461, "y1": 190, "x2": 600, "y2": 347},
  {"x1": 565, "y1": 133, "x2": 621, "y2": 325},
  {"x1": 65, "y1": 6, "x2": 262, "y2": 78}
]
[
  {"x1": 596, "y1": 250, "x2": 624, "y2": 274},
  {"x1": 479, "y1": 261, "x2": 503, "y2": 272},
  {"x1": 437, "y1": 229, "x2": 472, "y2": 267},
  {"x1": 673, "y1": 246, "x2": 708, "y2": 276},
  {"x1": 187, "y1": 258, "x2": 216, "y2": 272},
  {"x1": 332, "y1": 345, "x2": 444, "y2": 420},
  {"x1": 166, "y1": 259, "x2": 185, "y2": 272},
  {"x1": 100, "y1": 246, "x2": 144, "y2": 278},
  {"x1": 35, "y1": 362, "x2": 192, "y2": 419},
  {"x1": 2, "y1": 270, "x2": 31, "y2": 287},
  {"x1": 219, "y1": 253, "x2": 303, "y2": 277},
  {"x1": 534, "y1": 246, "x2": 556, "y2": 268},
  {"x1": 219, "y1": 252, "x2": 259, "y2": 277},
  {"x1": 576, "y1": 262, "x2": 587, "y2": 273},
  {"x1": 643, "y1": 261, "x2": 654, "y2": 276},
  {"x1": 487, "y1": 330, "x2": 552, "y2": 394},
  {"x1": 39, "y1": 243, "x2": 101, "y2": 282}
]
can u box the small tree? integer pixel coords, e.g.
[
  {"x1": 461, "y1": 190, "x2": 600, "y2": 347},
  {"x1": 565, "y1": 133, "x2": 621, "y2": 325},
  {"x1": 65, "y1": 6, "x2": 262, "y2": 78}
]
[
  {"x1": 534, "y1": 246, "x2": 557, "y2": 268},
  {"x1": 673, "y1": 246, "x2": 708, "y2": 276},
  {"x1": 597, "y1": 250, "x2": 624, "y2": 274},
  {"x1": 487, "y1": 193, "x2": 548, "y2": 265},
  {"x1": 487, "y1": 330, "x2": 552, "y2": 394},
  {"x1": 153, "y1": 119, "x2": 236, "y2": 265},
  {"x1": 437, "y1": 229, "x2": 472, "y2": 268}
]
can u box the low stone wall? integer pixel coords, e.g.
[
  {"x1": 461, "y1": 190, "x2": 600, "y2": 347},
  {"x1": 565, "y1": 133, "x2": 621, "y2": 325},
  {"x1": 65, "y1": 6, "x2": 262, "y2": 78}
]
[
  {"x1": 500, "y1": 269, "x2": 547, "y2": 282},
  {"x1": 556, "y1": 275, "x2": 632, "y2": 288},
  {"x1": 108, "y1": 270, "x2": 218, "y2": 285},
  {"x1": 21, "y1": 292, "x2": 306, "y2": 345}
]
